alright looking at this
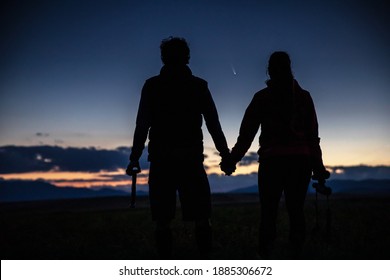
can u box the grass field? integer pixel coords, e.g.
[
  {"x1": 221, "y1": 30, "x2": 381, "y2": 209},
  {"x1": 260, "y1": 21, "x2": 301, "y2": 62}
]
[{"x1": 1, "y1": 194, "x2": 389, "y2": 260}]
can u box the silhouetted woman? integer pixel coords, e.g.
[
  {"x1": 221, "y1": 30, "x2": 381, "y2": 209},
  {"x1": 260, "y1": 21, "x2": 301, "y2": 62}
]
[{"x1": 222, "y1": 51, "x2": 329, "y2": 258}]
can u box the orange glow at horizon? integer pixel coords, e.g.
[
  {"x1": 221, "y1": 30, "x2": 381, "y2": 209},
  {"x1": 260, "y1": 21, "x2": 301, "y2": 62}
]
[
  {"x1": 203, "y1": 148, "x2": 259, "y2": 175},
  {"x1": 53, "y1": 178, "x2": 148, "y2": 188},
  {"x1": 206, "y1": 162, "x2": 259, "y2": 175},
  {"x1": 1, "y1": 151, "x2": 388, "y2": 189},
  {"x1": 0, "y1": 168, "x2": 149, "y2": 188},
  {"x1": 1, "y1": 171, "x2": 102, "y2": 181}
]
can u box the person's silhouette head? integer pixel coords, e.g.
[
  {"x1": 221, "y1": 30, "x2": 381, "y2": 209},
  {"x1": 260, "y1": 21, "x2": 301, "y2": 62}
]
[
  {"x1": 267, "y1": 51, "x2": 293, "y2": 82},
  {"x1": 160, "y1": 37, "x2": 190, "y2": 66}
]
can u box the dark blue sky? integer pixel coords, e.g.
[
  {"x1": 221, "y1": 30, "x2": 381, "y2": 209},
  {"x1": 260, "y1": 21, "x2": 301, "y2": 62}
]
[{"x1": 1, "y1": 0, "x2": 389, "y2": 166}]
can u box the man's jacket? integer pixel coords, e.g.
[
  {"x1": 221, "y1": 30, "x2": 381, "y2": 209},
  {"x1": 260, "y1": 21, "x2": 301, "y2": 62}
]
[{"x1": 130, "y1": 65, "x2": 229, "y2": 162}]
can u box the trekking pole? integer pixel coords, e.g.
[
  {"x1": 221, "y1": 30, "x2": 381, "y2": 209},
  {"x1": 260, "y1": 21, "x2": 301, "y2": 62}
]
[
  {"x1": 126, "y1": 163, "x2": 140, "y2": 208},
  {"x1": 130, "y1": 172, "x2": 137, "y2": 208},
  {"x1": 312, "y1": 180, "x2": 332, "y2": 240},
  {"x1": 313, "y1": 188, "x2": 319, "y2": 234},
  {"x1": 325, "y1": 194, "x2": 331, "y2": 242}
]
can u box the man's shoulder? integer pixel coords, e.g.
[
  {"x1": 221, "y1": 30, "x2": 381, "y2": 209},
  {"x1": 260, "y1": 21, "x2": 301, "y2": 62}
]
[
  {"x1": 190, "y1": 75, "x2": 208, "y2": 87},
  {"x1": 145, "y1": 74, "x2": 207, "y2": 86}
]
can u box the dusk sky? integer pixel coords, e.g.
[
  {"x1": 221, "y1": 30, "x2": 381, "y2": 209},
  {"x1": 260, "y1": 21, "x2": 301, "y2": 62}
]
[{"x1": 1, "y1": 0, "x2": 389, "y2": 191}]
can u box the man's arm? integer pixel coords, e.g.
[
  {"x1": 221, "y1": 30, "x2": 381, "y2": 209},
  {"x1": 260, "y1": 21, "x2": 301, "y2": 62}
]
[
  {"x1": 201, "y1": 84, "x2": 230, "y2": 158},
  {"x1": 129, "y1": 82, "x2": 152, "y2": 163}
]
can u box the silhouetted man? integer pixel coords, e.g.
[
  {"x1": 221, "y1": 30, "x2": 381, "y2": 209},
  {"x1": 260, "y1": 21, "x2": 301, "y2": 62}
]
[
  {"x1": 221, "y1": 51, "x2": 330, "y2": 258},
  {"x1": 126, "y1": 37, "x2": 230, "y2": 259}
]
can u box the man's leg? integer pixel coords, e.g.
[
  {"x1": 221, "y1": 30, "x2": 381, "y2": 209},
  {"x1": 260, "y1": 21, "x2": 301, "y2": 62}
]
[
  {"x1": 178, "y1": 161, "x2": 212, "y2": 258},
  {"x1": 155, "y1": 220, "x2": 173, "y2": 259},
  {"x1": 195, "y1": 219, "x2": 212, "y2": 259},
  {"x1": 149, "y1": 161, "x2": 176, "y2": 259}
]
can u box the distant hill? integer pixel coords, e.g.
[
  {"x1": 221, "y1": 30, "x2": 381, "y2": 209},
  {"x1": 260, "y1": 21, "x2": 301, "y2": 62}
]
[
  {"x1": 1, "y1": 179, "x2": 390, "y2": 203},
  {"x1": 229, "y1": 179, "x2": 390, "y2": 195},
  {"x1": 0, "y1": 180, "x2": 129, "y2": 202}
]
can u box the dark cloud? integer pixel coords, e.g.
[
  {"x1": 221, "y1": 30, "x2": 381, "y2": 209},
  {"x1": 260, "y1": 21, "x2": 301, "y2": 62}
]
[
  {"x1": 238, "y1": 152, "x2": 258, "y2": 166},
  {"x1": 35, "y1": 132, "x2": 50, "y2": 137},
  {"x1": 1, "y1": 145, "x2": 390, "y2": 188},
  {"x1": 0, "y1": 145, "x2": 149, "y2": 174},
  {"x1": 328, "y1": 165, "x2": 390, "y2": 180}
]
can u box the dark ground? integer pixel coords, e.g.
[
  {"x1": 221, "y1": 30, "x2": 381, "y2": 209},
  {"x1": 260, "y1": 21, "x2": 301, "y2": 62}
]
[{"x1": 1, "y1": 193, "x2": 390, "y2": 260}]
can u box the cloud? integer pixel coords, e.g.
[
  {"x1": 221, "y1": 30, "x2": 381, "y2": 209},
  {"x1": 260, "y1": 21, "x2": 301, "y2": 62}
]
[
  {"x1": 35, "y1": 132, "x2": 50, "y2": 137},
  {"x1": 0, "y1": 145, "x2": 149, "y2": 174},
  {"x1": 328, "y1": 165, "x2": 390, "y2": 180},
  {"x1": 1, "y1": 145, "x2": 390, "y2": 191},
  {"x1": 238, "y1": 152, "x2": 258, "y2": 166}
]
